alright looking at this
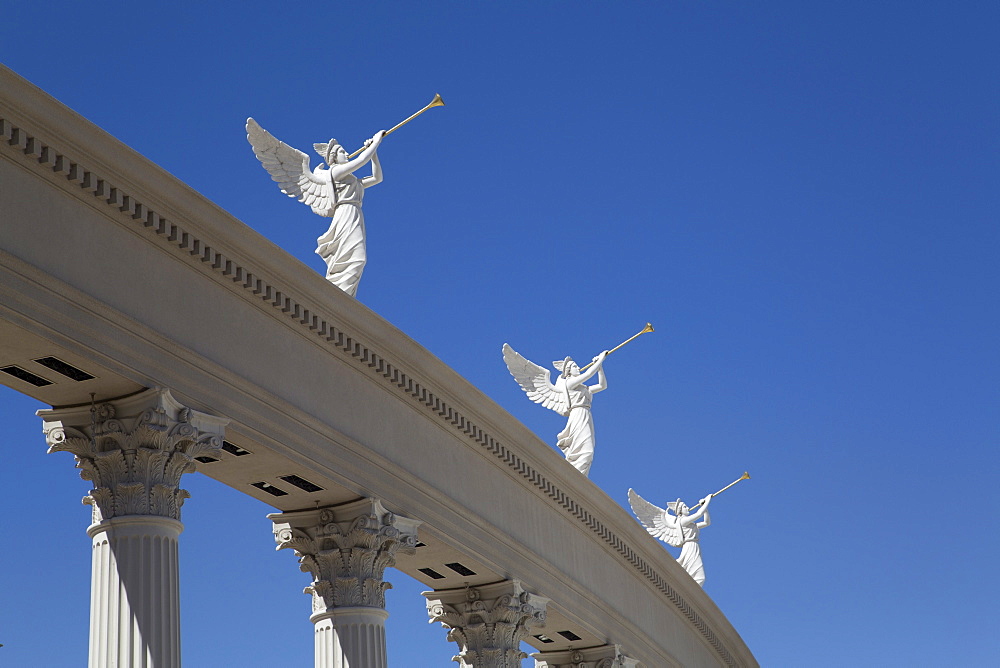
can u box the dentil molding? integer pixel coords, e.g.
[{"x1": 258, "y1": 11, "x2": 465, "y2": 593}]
[{"x1": 1, "y1": 80, "x2": 745, "y2": 666}]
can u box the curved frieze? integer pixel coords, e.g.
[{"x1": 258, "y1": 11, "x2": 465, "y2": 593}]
[{"x1": 1, "y1": 101, "x2": 745, "y2": 666}]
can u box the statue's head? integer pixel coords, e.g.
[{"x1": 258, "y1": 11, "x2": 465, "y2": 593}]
[
  {"x1": 553, "y1": 356, "x2": 579, "y2": 378},
  {"x1": 668, "y1": 499, "x2": 689, "y2": 516},
  {"x1": 314, "y1": 140, "x2": 347, "y2": 166}
]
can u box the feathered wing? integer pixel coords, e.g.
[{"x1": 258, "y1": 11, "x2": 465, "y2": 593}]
[
  {"x1": 246, "y1": 118, "x2": 335, "y2": 214},
  {"x1": 502, "y1": 344, "x2": 569, "y2": 416},
  {"x1": 628, "y1": 488, "x2": 683, "y2": 547}
]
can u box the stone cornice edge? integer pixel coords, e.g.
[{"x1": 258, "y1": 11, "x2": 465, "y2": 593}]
[{"x1": 0, "y1": 90, "x2": 750, "y2": 667}]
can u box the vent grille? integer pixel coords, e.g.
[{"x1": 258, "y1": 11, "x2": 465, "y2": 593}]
[
  {"x1": 222, "y1": 441, "x2": 251, "y2": 456},
  {"x1": 1, "y1": 365, "x2": 52, "y2": 387},
  {"x1": 32, "y1": 357, "x2": 94, "y2": 381},
  {"x1": 278, "y1": 474, "x2": 323, "y2": 493},
  {"x1": 557, "y1": 631, "x2": 582, "y2": 642},
  {"x1": 417, "y1": 568, "x2": 445, "y2": 580},
  {"x1": 533, "y1": 634, "x2": 555, "y2": 644},
  {"x1": 251, "y1": 482, "x2": 287, "y2": 497},
  {"x1": 444, "y1": 562, "x2": 476, "y2": 577}
]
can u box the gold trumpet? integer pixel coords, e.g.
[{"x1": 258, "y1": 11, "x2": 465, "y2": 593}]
[
  {"x1": 690, "y1": 472, "x2": 751, "y2": 509},
  {"x1": 579, "y1": 323, "x2": 655, "y2": 371},
  {"x1": 348, "y1": 94, "x2": 445, "y2": 158}
]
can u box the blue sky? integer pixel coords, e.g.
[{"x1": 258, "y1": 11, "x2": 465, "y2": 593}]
[{"x1": 2, "y1": 2, "x2": 998, "y2": 666}]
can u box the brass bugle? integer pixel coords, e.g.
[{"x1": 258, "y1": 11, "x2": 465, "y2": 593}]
[
  {"x1": 690, "y1": 471, "x2": 750, "y2": 509},
  {"x1": 348, "y1": 94, "x2": 445, "y2": 158},
  {"x1": 579, "y1": 323, "x2": 654, "y2": 371}
]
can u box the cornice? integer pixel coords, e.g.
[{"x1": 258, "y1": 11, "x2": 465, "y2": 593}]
[{"x1": 0, "y1": 67, "x2": 752, "y2": 667}]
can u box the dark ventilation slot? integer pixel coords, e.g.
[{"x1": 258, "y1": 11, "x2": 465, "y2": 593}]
[
  {"x1": 251, "y1": 482, "x2": 288, "y2": 497},
  {"x1": 415, "y1": 541, "x2": 427, "y2": 548},
  {"x1": 279, "y1": 474, "x2": 323, "y2": 493},
  {"x1": 557, "y1": 631, "x2": 582, "y2": 642},
  {"x1": 417, "y1": 568, "x2": 445, "y2": 580},
  {"x1": 222, "y1": 441, "x2": 251, "y2": 456},
  {"x1": 533, "y1": 634, "x2": 555, "y2": 644},
  {"x1": 32, "y1": 357, "x2": 95, "y2": 381},
  {"x1": 194, "y1": 456, "x2": 219, "y2": 464},
  {"x1": 1, "y1": 365, "x2": 52, "y2": 387},
  {"x1": 444, "y1": 562, "x2": 476, "y2": 577}
]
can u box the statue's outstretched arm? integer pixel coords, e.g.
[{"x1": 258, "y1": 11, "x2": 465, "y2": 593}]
[
  {"x1": 361, "y1": 152, "x2": 383, "y2": 188},
  {"x1": 689, "y1": 494, "x2": 713, "y2": 523},
  {"x1": 329, "y1": 130, "x2": 385, "y2": 180},
  {"x1": 697, "y1": 509, "x2": 711, "y2": 529},
  {"x1": 590, "y1": 366, "x2": 608, "y2": 394},
  {"x1": 566, "y1": 351, "x2": 608, "y2": 390}
]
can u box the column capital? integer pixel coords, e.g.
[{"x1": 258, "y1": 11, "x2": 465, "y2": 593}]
[
  {"x1": 39, "y1": 387, "x2": 227, "y2": 523},
  {"x1": 533, "y1": 644, "x2": 640, "y2": 668},
  {"x1": 424, "y1": 580, "x2": 549, "y2": 667},
  {"x1": 268, "y1": 497, "x2": 421, "y2": 613}
]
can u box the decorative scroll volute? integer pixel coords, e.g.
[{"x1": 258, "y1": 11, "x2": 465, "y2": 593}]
[
  {"x1": 533, "y1": 644, "x2": 639, "y2": 668},
  {"x1": 425, "y1": 580, "x2": 548, "y2": 668},
  {"x1": 40, "y1": 388, "x2": 228, "y2": 522},
  {"x1": 269, "y1": 499, "x2": 421, "y2": 612}
]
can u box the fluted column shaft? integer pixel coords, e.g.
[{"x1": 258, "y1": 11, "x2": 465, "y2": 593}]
[
  {"x1": 40, "y1": 388, "x2": 227, "y2": 668},
  {"x1": 269, "y1": 498, "x2": 421, "y2": 668},
  {"x1": 312, "y1": 607, "x2": 390, "y2": 668},
  {"x1": 87, "y1": 515, "x2": 183, "y2": 668}
]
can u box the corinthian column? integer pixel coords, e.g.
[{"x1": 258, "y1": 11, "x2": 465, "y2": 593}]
[
  {"x1": 39, "y1": 387, "x2": 227, "y2": 668},
  {"x1": 424, "y1": 580, "x2": 549, "y2": 668},
  {"x1": 533, "y1": 644, "x2": 640, "y2": 668},
  {"x1": 268, "y1": 498, "x2": 421, "y2": 668}
]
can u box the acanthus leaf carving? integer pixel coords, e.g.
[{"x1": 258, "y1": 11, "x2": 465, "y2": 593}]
[
  {"x1": 40, "y1": 389, "x2": 227, "y2": 522},
  {"x1": 269, "y1": 499, "x2": 421, "y2": 613},
  {"x1": 425, "y1": 580, "x2": 549, "y2": 668},
  {"x1": 532, "y1": 644, "x2": 639, "y2": 668},
  {"x1": 116, "y1": 481, "x2": 148, "y2": 516}
]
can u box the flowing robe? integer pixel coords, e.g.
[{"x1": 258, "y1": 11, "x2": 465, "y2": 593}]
[
  {"x1": 555, "y1": 380, "x2": 596, "y2": 477},
  {"x1": 676, "y1": 522, "x2": 705, "y2": 586},
  {"x1": 315, "y1": 173, "x2": 366, "y2": 297}
]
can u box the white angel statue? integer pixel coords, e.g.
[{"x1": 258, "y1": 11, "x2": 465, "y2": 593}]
[
  {"x1": 502, "y1": 344, "x2": 609, "y2": 477},
  {"x1": 628, "y1": 489, "x2": 713, "y2": 586},
  {"x1": 246, "y1": 118, "x2": 385, "y2": 297}
]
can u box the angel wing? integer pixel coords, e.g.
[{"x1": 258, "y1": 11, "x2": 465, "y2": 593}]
[
  {"x1": 502, "y1": 344, "x2": 569, "y2": 416},
  {"x1": 246, "y1": 118, "x2": 335, "y2": 215},
  {"x1": 628, "y1": 488, "x2": 683, "y2": 547}
]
